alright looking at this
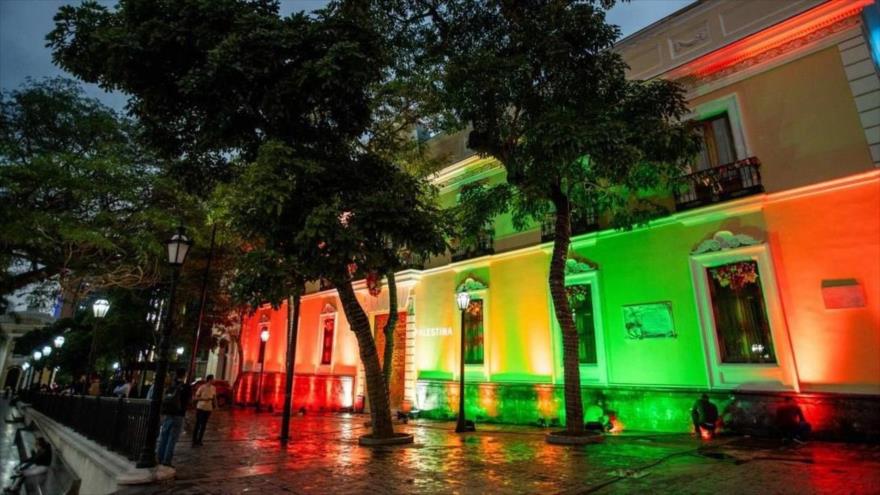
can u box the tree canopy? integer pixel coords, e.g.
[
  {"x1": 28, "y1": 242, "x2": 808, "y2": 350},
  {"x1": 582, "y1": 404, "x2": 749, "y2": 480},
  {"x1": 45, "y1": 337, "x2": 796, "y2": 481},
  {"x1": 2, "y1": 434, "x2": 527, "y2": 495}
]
[{"x1": 0, "y1": 78, "x2": 197, "y2": 310}]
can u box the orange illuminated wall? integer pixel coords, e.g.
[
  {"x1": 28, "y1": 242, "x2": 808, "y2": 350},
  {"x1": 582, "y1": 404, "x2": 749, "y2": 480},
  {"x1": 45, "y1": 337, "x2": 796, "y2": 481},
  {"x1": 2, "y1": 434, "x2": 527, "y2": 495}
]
[{"x1": 764, "y1": 173, "x2": 880, "y2": 393}]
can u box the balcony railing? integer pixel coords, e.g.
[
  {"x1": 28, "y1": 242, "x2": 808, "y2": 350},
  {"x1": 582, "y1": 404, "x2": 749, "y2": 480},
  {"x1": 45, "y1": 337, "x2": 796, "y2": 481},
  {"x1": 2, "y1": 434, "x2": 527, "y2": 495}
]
[
  {"x1": 451, "y1": 229, "x2": 494, "y2": 262},
  {"x1": 25, "y1": 393, "x2": 151, "y2": 461},
  {"x1": 674, "y1": 157, "x2": 764, "y2": 211},
  {"x1": 541, "y1": 208, "x2": 599, "y2": 243}
]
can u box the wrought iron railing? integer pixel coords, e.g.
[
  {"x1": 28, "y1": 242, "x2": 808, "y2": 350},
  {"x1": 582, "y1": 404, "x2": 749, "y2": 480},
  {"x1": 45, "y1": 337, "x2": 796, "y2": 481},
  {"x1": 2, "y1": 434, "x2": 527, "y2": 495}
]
[
  {"x1": 541, "y1": 208, "x2": 599, "y2": 242},
  {"x1": 451, "y1": 229, "x2": 494, "y2": 262},
  {"x1": 26, "y1": 393, "x2": 151, "y2": 461},
  {"x1": 674, "y1": 157, "x2": 764, "y2": 211}
]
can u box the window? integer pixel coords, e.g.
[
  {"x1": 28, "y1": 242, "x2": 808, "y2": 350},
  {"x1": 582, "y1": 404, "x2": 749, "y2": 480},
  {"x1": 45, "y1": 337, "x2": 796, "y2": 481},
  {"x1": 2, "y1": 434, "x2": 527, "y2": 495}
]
[
  {"x1": 707, "y1": 261, "x2": 776, "y2": 364},
  {"x1": 567, "y1": 284, "x2": 597, "y2": 364},
  {"x1": 696, "y1": 113, "x2": 736, "y2": 170},
  {"x1": 463, "y1": 299, "x2": 484, "y2": 365},
  {"x1": 320, "y1": 316, "x2": 335, "y2": 365}
]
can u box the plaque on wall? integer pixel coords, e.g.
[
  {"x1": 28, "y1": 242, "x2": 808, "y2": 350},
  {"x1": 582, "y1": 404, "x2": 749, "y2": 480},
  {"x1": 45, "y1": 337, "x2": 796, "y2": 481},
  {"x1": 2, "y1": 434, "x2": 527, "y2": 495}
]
[
  {"x1": 821, "y1": 279, "x2": 866, "y2": 309},
  {"x1": 623, "y1": 302, "x2": 676, "y2": 339}
]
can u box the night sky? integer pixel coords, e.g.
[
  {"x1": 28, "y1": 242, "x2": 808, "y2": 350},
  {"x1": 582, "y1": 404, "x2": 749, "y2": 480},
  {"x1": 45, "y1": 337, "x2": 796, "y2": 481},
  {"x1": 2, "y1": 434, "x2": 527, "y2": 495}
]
[{"x1": 0, "y1": 0, "x2": 695, "y2": 110}]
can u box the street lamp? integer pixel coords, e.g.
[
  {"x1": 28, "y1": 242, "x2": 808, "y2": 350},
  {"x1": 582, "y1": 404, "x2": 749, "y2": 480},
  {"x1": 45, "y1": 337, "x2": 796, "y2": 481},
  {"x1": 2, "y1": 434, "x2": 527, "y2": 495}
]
[
  {"x1": 175, "y1": 347, "x2": 184, "y2": 360},
  {"x1": 42, "y1": 345, "x2": 51, "y2": 357},
  {"x1": 136, "y1": 225, "x2": 192, "y2": 470},
  {"x1": 89, "y1": 298, "x2": 110, "y2": 373},
  {"x1": 455, "y1": 291, "x2": 475, "y2": 433},
  {"x1": 54, "y1": 335, "x2": 65, "y2": 348},
  {"x1": 112, "y1": 362, "x2": 120, "y2": 371},
  {"x1": 33, "y1": 351, "x2": 43, "y2": 388},
  {"x1": 256, "y1": 327, "x2": 269, "y2": 412}
]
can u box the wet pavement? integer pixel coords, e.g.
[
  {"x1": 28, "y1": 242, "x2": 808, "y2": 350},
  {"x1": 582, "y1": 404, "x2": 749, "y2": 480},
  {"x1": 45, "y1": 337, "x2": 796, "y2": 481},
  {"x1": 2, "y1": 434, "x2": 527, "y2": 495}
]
[
  {"x1": 1, "y1": 398, "x2": 22, "y2": 485},
  {"x1": 109, "y1": 407, "x2": 880, "y2": 495}
]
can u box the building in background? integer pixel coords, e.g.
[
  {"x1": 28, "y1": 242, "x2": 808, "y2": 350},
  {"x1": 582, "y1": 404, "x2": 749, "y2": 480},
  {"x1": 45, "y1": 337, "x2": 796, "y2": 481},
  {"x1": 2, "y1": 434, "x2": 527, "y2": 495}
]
[{"x1": 229, "y1": 0, "x2": 880, "y2": 438}]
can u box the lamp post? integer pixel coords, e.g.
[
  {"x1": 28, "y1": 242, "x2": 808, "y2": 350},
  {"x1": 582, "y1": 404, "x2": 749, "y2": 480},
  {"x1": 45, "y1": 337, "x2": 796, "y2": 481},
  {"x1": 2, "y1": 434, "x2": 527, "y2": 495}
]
[
  {"x1": 455, "y1": 291, "x2": 475, "y2": 433},
  {"x1": 89, "y1": 298, "x2": 110, "y2": 374},
  {"x1": 255, "y1": 327, "x2": 269, "y2": 412},
  {"x1": 33, "y1": 351, "x2": 43, "y2": 388},
  {"x1": 20, "y1": 362, "x2": 31, "y2": 392},
  {"x1": 135, "y1": 225, "x2": 192, "y2": 470},
  {"x1": 175, "y1": 347, "x2": 184, "y2": 361}
]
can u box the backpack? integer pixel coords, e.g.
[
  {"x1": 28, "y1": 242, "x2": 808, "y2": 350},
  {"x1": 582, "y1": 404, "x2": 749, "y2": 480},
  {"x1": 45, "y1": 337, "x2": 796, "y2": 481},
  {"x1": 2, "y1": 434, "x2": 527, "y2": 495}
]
[{"x1": 161, "y1": 383, "x2": 184, "y2": 415}]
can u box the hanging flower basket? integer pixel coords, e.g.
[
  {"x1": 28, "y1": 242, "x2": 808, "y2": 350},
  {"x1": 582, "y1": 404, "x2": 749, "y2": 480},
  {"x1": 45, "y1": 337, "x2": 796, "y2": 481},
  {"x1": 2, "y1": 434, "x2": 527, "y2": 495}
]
[
  {"x1": 366, "y1": 271, "x2": 382, "y2": 297},
  {"x1": 710, "y1": 261, "x2": 758, "y2": 291}
]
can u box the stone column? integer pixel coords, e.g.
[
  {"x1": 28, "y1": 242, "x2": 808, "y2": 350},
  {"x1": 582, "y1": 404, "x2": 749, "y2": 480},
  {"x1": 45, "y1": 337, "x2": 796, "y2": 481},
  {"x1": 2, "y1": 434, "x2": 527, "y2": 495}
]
[{"x1": 403, "y1": 295, "x2": 417, "y2": 408}]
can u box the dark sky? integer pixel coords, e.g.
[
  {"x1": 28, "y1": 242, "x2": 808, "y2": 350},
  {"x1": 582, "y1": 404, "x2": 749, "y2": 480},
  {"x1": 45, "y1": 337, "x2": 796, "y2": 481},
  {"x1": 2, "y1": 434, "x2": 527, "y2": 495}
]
[{"x1": 0, "y1": 0, "x2": 695, "y2": 110}]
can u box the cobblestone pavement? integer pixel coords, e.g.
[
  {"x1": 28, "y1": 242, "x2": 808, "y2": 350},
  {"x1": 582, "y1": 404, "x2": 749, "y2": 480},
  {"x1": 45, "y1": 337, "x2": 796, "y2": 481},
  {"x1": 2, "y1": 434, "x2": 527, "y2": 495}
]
[{"x1": 113, "y1": 407, "x2": 880, "y2": 495}]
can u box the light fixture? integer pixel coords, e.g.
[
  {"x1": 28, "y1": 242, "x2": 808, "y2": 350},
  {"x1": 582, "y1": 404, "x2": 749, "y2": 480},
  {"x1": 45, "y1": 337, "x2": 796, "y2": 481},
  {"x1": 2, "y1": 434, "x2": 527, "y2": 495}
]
[
  {"x1": 33, "y1": 351, "x2": 42, "y2": 361},
  {"x1": 176, "y1": 346, "x2": 184, "y2": 356},
  {"x1": 456, "y1": 291, "x2": 471, "y2": 311},
  {"x1": 112, "y1": 362, "x2": 120, "y2": 370},
  {"x1": 166, "y1": 225, "x2": 193, "y2": 266},
  {"x1": 42, "y1": 345, "x2": 51, "y2": 356},
  {"x1": 54, "y1": 335, "x2": 65, "y2": 348},
  {"x1": 22, "y1": 362, "x2": 30, "y2": 371},
  {"x1": 260, "y1": 328, "x2": 270, "y2": 342},
  {"x1": 93, "y1": 299, "x2": 110, "y2": 319}
]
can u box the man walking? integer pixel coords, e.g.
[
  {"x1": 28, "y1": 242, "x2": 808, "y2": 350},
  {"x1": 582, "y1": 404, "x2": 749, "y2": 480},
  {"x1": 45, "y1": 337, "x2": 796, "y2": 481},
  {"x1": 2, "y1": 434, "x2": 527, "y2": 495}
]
[
  {"x1": 192, "y1": 374, "x2": 217, "y2": 446},
  {"x1": 156, "y1": 368, "x2": 190, "y2": 470}
]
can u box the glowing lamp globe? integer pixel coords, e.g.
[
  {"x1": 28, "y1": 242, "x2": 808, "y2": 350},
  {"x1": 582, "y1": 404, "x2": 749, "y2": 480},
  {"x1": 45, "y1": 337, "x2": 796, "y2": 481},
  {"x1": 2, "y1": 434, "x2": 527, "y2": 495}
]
[
  {"x1": 54, "y1": 335, "x2": 65, "y2": 348},
  {"x1": 166, "y1": 226, "x2": 193, "y2": 266},
  {"x1": 176, "y1": 346, "x2": 184, "y2": 356},
  {"x1": 456, "y1": 291, "x2": 471, "y2": 311},
  {"x1": 42, "y1": 346, "x2": 51, "y2": 356},
  {"x1": 22, "y1": 362, "x2": 30, "y2": 371},
  {"x1": 260, "y1": 328, "x2": 270, "y2": 343},
  {"x1": 93, "y1": 299, "x2": 110, "y2": 319},
  {"x1": 112, "y1": 362, "x2": 120, "y2": 370},
  {"x1": 33, "y1": 351, "x2": 42, "y2": 361}
]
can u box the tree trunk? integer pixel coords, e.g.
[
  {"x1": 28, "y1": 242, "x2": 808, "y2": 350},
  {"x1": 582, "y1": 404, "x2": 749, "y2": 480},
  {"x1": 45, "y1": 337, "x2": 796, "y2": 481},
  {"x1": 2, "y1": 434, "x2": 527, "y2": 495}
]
[
  {"x1": 281, "y1": 283, "x2": 303, "y2": 443},
  {"x1": 335, "y1": 279, "x2": 395, "y2": 438},
  {"x1": 232, "y1": 312, "x2": 245, "y2": 396},
  {"x1": 550, "y1": 186, "x2": 584, "y2": 434},
  {"x1": 382, "y1": 271, "x2": 398, "y2": 386}
]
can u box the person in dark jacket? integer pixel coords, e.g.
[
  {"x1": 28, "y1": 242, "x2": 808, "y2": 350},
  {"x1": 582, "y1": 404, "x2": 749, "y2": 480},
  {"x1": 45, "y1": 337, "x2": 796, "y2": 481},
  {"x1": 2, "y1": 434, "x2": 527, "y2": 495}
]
[
  {"x1": 5, "y1": 437, "x2": 52, "y2": 493},
  {"x1": 692, "y1": 394, "x2": 719, "y2": 438},
  {"x1": 155, "y1": 368, "x2": 191, "y2": 470},
  {"x1": 776, "y1": 396, "x2": 811, "y2": 442}
]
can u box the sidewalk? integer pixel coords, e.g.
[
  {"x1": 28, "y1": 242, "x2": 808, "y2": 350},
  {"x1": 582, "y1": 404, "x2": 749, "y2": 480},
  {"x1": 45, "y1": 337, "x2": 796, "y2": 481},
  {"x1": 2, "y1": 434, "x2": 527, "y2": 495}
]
[{"x1": 118, "y1": 407, "x2": 880, "y2": 494}]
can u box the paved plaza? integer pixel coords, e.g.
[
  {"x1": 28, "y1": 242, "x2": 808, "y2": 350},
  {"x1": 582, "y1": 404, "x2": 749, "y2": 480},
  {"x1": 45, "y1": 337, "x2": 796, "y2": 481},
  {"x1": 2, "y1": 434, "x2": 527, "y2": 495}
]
[
  {"x1": 4, "y1": 398, "x2": 880, "y2": 494},
  {"x1": 114, "y1": 407, "x2": 880, "y2": 495}
]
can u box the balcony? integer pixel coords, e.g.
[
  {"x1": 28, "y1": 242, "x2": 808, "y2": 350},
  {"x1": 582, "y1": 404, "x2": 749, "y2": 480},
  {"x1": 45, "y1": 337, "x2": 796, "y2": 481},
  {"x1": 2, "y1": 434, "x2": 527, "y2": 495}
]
[
  {"x1": 541, "y1": 208, "x2": 599, "y2": 242},
  {"x1": 451, "y1": 229, "x2": 494, "y2": 262},
  {"x1": 674, "y1": 157, "x2": 764, "y2": 211}
]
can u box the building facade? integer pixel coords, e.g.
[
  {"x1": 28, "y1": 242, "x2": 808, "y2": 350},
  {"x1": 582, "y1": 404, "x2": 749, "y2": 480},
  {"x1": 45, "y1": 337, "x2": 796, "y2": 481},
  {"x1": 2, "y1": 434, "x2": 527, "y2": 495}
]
[{"x1": 225, "y1": 0, "x2": 880, "y2": 438}]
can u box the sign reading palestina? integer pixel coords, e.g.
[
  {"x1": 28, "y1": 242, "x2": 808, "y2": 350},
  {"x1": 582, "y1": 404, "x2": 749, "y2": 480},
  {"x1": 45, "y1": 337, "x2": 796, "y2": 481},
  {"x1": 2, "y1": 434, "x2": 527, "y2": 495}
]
[{"x1": 623, "y1": 302, "x2": 676, "y2": 339}]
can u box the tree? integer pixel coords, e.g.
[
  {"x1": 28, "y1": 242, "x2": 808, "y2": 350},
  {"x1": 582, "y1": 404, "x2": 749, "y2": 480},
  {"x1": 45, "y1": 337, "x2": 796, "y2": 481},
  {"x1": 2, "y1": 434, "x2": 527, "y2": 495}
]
[
  {"x1": 51, "y1": 0, "x2": 448, "y2": 441},
  {"x1": 0, "y1": 78, "x2": 194, "y2": 311},
  {"x1": 426, "y1": 0, "x2": 700, "y2": 437}
]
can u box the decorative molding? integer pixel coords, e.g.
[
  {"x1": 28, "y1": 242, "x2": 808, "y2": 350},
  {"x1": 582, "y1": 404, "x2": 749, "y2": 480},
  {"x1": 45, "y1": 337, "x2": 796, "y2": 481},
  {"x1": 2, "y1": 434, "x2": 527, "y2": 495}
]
[
  {"x1": 564, "y1": 257, "x2": 598, "y2": 276},
  {"x1": 320, "y1": 303, "x2": 337, "y2": 314},
  {"x1": 456, "y1": 275, "x2": 488, "y2": 293},
  {"x1": 681, "y1": 14, "x2": 863, "y2": 90},
  {"x1": 671, "y1": 24, "x2": 709, "y2": 57},
  {"x1": 692, "y1": 230, "x2": 761, "y2": 255}
]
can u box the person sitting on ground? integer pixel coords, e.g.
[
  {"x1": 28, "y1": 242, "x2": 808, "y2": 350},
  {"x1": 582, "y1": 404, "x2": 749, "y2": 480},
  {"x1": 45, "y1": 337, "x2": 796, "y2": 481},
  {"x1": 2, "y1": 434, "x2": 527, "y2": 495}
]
[
  {"x1": 776, "y1": 396, "x2": 811, "y2": 442},
  {"x1": 5, "y1": 437, "x2": 52, "y2": 493},
  {"x1": 692, "y1": 393, "x2": 719, "y2": 438}
]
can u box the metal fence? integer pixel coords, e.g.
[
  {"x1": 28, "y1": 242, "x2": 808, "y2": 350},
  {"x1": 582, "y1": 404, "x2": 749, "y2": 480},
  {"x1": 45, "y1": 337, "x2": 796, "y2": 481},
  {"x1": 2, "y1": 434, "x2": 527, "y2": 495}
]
[{"x1": 26, "y1": 393, "x2": 151, "y2": 461}]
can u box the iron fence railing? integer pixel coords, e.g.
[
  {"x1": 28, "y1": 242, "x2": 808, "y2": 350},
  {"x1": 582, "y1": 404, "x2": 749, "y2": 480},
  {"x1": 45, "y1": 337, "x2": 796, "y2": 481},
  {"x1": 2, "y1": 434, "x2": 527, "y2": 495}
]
[
  {"x1": 26, "y1": 392, "x2": 151, "y2": 461},
  {"x1": 675, "y1": 156, "x2": 764, "y2": 211}
]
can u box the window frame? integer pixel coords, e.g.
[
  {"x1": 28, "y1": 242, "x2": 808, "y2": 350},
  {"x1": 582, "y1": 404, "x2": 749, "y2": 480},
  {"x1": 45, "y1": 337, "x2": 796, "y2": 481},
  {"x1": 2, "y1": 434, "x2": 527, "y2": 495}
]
[
  {"x1": 689, "y1": 243, "x2": 800, "y2": 392},
  {"x1": 455, "y1": 287, "x2": 490, "y2": 381},
  {"x1": 316, "y1": 305, "x2": 338, "y2": 371},
  {"x1": 550, "y1": 270, "x2": 608, "y2": 385},
  {"x1": 688, "y1": 93, "x2": 750, "y2": 169}
]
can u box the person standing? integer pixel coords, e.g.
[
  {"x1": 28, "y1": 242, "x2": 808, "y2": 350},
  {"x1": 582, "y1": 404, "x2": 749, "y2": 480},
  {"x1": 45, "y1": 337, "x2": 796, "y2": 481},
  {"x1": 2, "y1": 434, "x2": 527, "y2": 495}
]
[
  {"x1": 156, "y1": 368, "x2": 191, "y2": 469},
  {"x1": 691, "y1": 393, "x2": 719, "y2": 439},
  {"x1": 192, "y1": 374, "x2": 217, "y2": 446}
]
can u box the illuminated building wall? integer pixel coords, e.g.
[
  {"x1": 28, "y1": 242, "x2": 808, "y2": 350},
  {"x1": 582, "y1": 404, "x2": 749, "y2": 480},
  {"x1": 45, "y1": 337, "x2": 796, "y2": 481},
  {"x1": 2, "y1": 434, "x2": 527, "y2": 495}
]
[{"x1": 233, "y1": 0, "x2": 880, "y2": 437}]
